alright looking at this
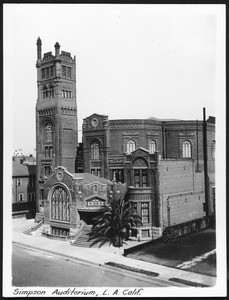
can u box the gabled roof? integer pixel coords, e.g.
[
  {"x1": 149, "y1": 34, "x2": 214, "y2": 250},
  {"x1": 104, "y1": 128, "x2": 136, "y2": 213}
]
[
  {"x1": 131, "y1": 147, "x2": 150, "y2": 154},
  {"x1": 84, "y1": 195, "x2": 107, "y2": 201},
  {"x1": 84, "y1": 113, "x2": 107, "y2": 120},
  {"x1": 72, "y1": 173, "x2": 110, "y2": 185},
  {"x1": 12, "y1": 161, "x2": 36, "y2": 177}
]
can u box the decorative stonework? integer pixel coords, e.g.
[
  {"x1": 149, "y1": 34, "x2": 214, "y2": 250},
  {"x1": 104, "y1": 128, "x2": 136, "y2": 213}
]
[
  {"x1": 122, "y1": 132, "x2": 139, "y2": 136},
  {"x1": 165, "y1": 122, "x2": 203, "y2": 131},
  {"x1": 147, "y1": 133, "x2": 159, "y2": 137},
  {"x1": 70, "y1": 228, "x2": 79, "y2": 236},
  {"x1": 178, "y1": 132, "x2": 195, "y2": 138},
  {"x1": 152, "y1": 226, "x2": 162, "y2": 238},
  {"x1": 83, "y1": 114, "x2": 108, "y2": 130},
  {"x1": 62, "y1": 84, "x2": 72, "y2": 90},
  {"x1": 60, "y1": 51, "x2": 74, "y2": 62},
  {"x1": 42, "y1": 224, "x2": 50, "y2": 235},
  {"x1": 38, "y1": 107, "x2": 56, "y2": 116},
  {"x1": 91, "y1": 118, "x2": 98, "y2": 127},
  {"x1": 133, "y1": 158, "x2": 148, "y2": 167},
  {"x1": 128, "y1": 193, "x2": 151, "y2": 200},
  {"x1": 56, "y1": 171, "x2": 63, "y2": 181},
  {"x1": 110, "y1": 120, "x2": 161, "y2": 130},
  {"x1": 42, "y1": 52, "x2": 54, "y2": 61},
  {"x1": 61, "y1": 107, "x2": 76, "y2": 115}
]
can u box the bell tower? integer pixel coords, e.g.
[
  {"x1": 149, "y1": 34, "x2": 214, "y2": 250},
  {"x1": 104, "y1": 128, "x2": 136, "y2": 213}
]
[{"x1": 35, "y1": 37, "x2": 78, "y2": 220}]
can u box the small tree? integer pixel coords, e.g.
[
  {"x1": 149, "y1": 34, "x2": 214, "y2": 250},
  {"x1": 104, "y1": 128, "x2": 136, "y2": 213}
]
[
  {"x1": 87, "y1": 198, "x2": 142, "y2": 248},
  {"x1": 162, "y1": 227, "x2": 180, "y2": 248},
  {"x1": 209, "y1": 212, "x2": 216, "y2": 229}
]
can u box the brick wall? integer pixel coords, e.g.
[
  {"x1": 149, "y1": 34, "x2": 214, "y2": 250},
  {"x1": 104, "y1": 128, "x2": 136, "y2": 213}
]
[
  {"x1": 161, "y1": 192, "x2": 205, "y2": 228},
  {"x1": 159, "y1": 160, "x2": 198, "y2": 194},
  {"x1": 159, "y1": 159, "x2": 205, "y2": 227},
  {"x1": 109, "y1": 120, "x2": 162, "y2": 155}
]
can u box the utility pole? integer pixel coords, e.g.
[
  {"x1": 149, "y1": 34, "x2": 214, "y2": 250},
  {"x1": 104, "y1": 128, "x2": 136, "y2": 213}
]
[
  {"x1": 203, "y1": 108, "x2": 209, "y2": 218},
  {"x1": 196, "y1": 120, "x2": 199, "y2": 172}
]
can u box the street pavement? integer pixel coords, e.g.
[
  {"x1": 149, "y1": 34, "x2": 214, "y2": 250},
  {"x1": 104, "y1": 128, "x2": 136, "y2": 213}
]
[
  {"x1": 12, "y1": 243, "x2": 185, "y2": 287},
  {"x1": 11, "y1": 218, "x2": 216, "y2": 287}
]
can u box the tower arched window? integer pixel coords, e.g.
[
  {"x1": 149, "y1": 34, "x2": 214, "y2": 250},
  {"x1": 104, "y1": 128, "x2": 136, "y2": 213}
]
[
  {"x1": 51, "y1": 186, "x2": 70, "y2": 221},
  {"x1": 211, "y1": 140, "x2": 215, "y2": 160},
  {"x1": 91, "y1": 141, "x2": 100, "y2": 160},
  {"x1": 182, "y1": 140, "x2": 192, "y2": 158},
  {"x1": 127, "y1": 140, "x2": 136, "y2": 154},
  {"x1": 44, "y1": 123, "x2": 53, "y2": 142},
  {"x1": 42, "y1": 85, "x2": 54, "y2": 99},
  {"x1": 149, "y1": 140, "x2": 156, "y2": 154}
]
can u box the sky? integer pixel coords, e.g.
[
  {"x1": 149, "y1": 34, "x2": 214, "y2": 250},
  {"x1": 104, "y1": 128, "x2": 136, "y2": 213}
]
[{"x1": 4, "y1": 4, "x2": 225, "y2": 156}]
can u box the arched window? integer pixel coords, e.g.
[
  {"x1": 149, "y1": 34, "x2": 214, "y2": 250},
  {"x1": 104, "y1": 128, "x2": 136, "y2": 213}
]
[
  {"x1": 91, "y1": 141, "x2": 100, "y2": 160},
  {"x1": 44, "y1": 123, "x2": 53, "y2": 142},
  {"x1": 133, "y1": 158, "x2": 148, "y2": 187},
  {"x1": 182, "y1": 140, "x2": 192, "y2": 158},
  {"x1": 149, "y1": 140, "x2": 156, "y2": 154},
  {"x1": 127, "y1": 140, "x2": 136, "y2": 154},
  {"x1": 211, "y1": 140, "x2": 215, "y2": 160},
  {"x1": 87, "y1": 198, "x2": 105, "y2": 207},
  {"x1": 51, "y1": 186, "x2": 70, "y2": 221},
  {"x1": 42, "y1": 85, "x2": 54, "y2": 99}
]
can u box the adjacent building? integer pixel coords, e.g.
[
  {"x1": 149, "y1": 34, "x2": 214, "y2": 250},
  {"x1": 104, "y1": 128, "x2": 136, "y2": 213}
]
[{"x1": 12, "y1": 160, "x2": 36, "y2": 218}]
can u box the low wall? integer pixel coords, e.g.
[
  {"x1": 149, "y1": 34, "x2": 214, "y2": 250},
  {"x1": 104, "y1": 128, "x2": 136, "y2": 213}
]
[
  {"x1": 124, "y1": 217, "x2": 209, "y2": 256},
  {"x1": 12, "y1": 202, "x2": 36, "y2": 219},
  {"x1": 165, "y1": 217, "x2": 208, "y2": 236}
]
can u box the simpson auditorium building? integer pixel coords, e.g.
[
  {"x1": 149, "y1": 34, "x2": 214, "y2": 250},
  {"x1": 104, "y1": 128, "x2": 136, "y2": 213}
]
[{"x1": 35, "y1": 38, "x2": 215, "y2": 240}]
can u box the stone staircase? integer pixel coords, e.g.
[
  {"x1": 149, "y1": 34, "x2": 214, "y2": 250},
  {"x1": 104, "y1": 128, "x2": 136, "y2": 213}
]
[
  {"x1": 23, "y1": 218, "x2": 44, "y2": 236},
  {"x1": 71, "y1": 225, "x2": 109, "y2": 248}
]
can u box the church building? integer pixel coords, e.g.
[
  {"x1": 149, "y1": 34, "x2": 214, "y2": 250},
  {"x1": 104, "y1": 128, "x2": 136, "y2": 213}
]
[{"x1": 35, "y1": 39, "x2": 215, "y2": 240}]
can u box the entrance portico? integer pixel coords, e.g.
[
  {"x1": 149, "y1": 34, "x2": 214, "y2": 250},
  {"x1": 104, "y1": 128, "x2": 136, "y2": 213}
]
[{"x1": 42, "y1": 166, "x2": 112, "y2": 239}]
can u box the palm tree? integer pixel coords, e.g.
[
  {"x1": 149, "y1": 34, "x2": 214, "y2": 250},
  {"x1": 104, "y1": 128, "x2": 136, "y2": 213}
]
[{"x1": 87, "y1": 198, "x2": 142, "y2": 248}]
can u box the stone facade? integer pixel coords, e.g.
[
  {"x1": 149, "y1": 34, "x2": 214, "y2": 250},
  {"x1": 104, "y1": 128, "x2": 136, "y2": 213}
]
[
  {"x1": 35, "y1": 38, "x2": 78, "y2": 220},
  {"x1": 42, "y1": 166, "x2": 125, "y2": 238}
]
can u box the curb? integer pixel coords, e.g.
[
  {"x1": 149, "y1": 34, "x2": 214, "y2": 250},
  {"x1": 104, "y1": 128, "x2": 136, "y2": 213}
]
[
  {"x1": 169, "y1": 277, "x2": 210, "y2": 287},
  {"x1": 105, "y1": 262, "x2": 159, "y2": 277}
]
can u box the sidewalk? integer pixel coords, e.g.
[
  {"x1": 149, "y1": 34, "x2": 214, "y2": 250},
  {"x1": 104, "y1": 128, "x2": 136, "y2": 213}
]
[{"x1": 12, "y1": 219, "x2": 216, "y2": 287}]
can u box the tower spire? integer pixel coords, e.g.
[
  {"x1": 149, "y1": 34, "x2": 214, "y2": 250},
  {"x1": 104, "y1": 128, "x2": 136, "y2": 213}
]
[
  {"x1": 36, "y1": 37, "x2": 42, "y2": 61},
  {"x1": 54, "y1": 42, "x2": 60, "y2": 58}
]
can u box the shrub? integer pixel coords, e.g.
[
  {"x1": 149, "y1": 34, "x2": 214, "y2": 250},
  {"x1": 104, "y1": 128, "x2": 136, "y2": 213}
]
[{"x1": 162, "y1": 227, "x2": 180, "y2": 248}]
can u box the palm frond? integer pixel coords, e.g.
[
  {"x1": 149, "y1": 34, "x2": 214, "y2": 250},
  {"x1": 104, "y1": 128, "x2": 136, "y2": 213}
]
[
  {"x1": 98, "y1": 239, "x2": 110, "y2": 248},
  {"x1": 89, "y1": 237, "x2": 107, "y2": 248},
  {"x1": 104, "y1": 226, "x2": 113, "y2": 236},
  {"x1": 86, "y1": 198, "x2": 143, "y2": 247}
]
